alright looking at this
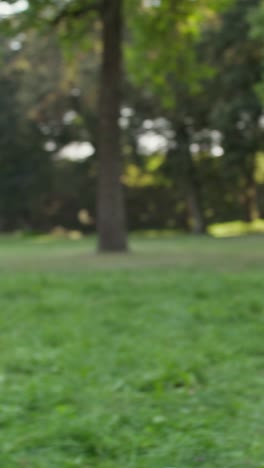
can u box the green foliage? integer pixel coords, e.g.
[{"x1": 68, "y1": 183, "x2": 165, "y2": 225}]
[
  {"x1": 249, "y1": 0, "x2": 264, "y2": 102},
  {"x1": 255, "y1": 152, "x2": 264, "y2": 183},
  {"x1": 126, "y1": 0, "x2": 217, "y2": 107},
  {"x1": 0, "y1": 235, "x2": 264, "y2": 466},
  {"x1": 123, "y1": 155, "x2": 167, "y2": 187},
  {"x1": 198, "y1": 0, "x2": 264, "y2": 223},
  {"x1": 1, "y1": 1, "x2": 99, "y2": 62}
]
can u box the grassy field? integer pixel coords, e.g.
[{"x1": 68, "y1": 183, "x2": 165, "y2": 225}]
[{"x1": 0, "y1": 234, "x2": 264, "y2": 467}]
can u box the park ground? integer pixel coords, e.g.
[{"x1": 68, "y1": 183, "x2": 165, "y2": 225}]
[{"x1": 0, "y1": 232, "x2": 264, "y2": 467}]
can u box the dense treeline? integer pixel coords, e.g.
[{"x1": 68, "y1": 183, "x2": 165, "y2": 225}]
[{"x1": 1, "y1": 0, "x2": 264, "y2": 236}]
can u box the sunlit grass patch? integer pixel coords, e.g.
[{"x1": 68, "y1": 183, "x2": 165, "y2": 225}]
[{"x1": 209, "y1": 218, "x2": 264, "y2": 237}]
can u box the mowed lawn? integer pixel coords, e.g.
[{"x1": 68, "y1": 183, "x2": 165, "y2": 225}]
[{"x1": 0, "y1": 234, "x2": 264, "y2": 467}]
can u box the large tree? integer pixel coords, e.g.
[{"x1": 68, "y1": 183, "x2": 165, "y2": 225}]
[{"x1": 3, "y1": 0, "x2": 128, "y2": 251}]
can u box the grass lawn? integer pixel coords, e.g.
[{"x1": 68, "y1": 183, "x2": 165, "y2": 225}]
[{"x1": 0, "y1": 234, "x2": 264, "y2": 467}]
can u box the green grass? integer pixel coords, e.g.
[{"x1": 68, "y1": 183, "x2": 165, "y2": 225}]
[{"x1": 0, "y1": 234, "x2": 264, "y2": 467}]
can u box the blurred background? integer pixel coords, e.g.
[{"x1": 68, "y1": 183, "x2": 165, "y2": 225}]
[{"x1": 1, "y1": 0, "x2": 264, "y2": 241}]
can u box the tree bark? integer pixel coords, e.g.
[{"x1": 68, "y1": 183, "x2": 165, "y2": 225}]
[
  {"x1": 184, "y1": 145, "x2": 206, "y2": 234},
  {"x1": 244, "y1": 172, "x2": 260, "y2": 223},
  {"x1": 97, "y1": 0, "x2": 127, "y2": 251},
  {"x1": 186, "y1": 184, "x2": 207, "y2": 234}
]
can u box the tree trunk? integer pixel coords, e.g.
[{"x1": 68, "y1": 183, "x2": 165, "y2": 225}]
[
  {"x1": 97, "y1": 0, "x2": 127, "y2": 251},
  {"x1": 185, "y1": 148, "x2": 206, "y2": 234},
  {"x1": 186, "y1": 184, "x2": 207, "y2": 234},
  {"x1": 244, "y1": 172, "x2": 259, "y2": 223}
]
